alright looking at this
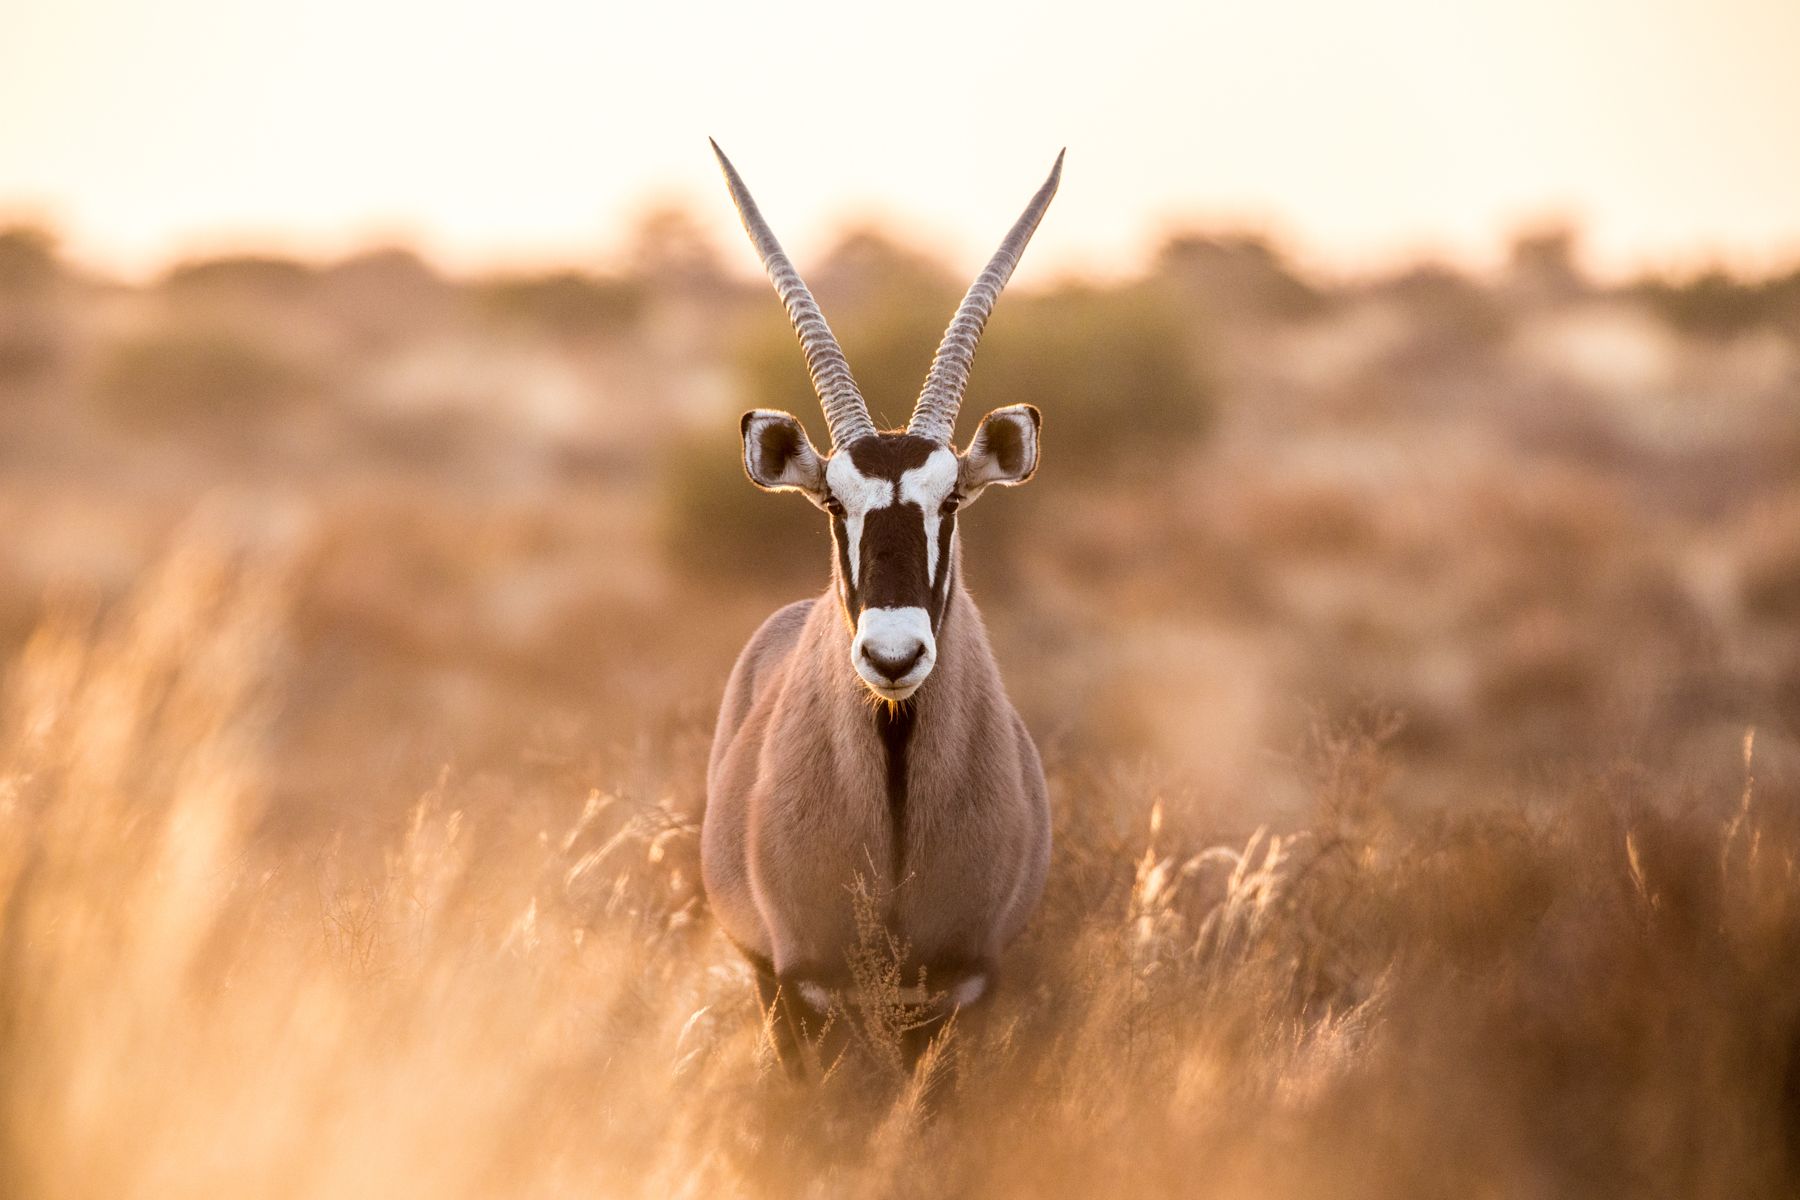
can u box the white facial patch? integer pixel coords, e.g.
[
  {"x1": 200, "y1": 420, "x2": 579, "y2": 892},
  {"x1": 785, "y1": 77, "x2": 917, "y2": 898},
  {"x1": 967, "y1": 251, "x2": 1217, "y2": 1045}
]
[
  {"x1": 947, "y1": 973, "x2": 988, "y2": 1009},
  {"x1": 836, "y1": 975, "x2": 986, "y2": 1010},
  {"x1": 898, "y1": 448, "x2": 959, "y2": 585},
  {"x1": 852, "y1": 606, "x2": 935, "y2": 699},
  {"x1": 796, "y1": 980, "x2": 834, "y2": 1012},
  {"x1": 824, "y1": 454, "x2": 891, "y2": 586}
]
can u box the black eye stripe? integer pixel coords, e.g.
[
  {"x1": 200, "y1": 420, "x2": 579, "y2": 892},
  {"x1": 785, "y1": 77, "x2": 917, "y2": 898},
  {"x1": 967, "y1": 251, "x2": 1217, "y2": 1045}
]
[
  {"x1": 930, "y1": 513, "x2": 956, "y2": 626},
  {"x1": 830, "y1": 512, "x2": 858, "y2": 619}
]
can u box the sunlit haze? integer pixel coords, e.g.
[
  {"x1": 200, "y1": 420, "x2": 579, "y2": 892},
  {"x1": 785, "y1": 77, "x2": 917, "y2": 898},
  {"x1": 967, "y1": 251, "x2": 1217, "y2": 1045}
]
[
  {"x1": 4, "y1": 0, "x2": 1799, "y2": 279},
  {"x1": 8, "y1": 0, "x2": 1800, "y2": 1192}
]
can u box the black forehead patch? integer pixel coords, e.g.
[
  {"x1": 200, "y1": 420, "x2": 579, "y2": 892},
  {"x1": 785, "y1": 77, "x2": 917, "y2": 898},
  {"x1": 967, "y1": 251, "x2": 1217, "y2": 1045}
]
[
  {"x1": 857, "y1": 503, "x2": 931, "y2": 610},
  {"x1": 844, "y1": 433, "x2": 941, "y2": 480}
]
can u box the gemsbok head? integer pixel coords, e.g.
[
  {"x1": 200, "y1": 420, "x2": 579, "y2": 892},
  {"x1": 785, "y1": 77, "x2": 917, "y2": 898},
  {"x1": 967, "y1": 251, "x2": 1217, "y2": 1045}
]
[{"x1": 701, "y1": 141, "x2": 1059, "y2": 1075}]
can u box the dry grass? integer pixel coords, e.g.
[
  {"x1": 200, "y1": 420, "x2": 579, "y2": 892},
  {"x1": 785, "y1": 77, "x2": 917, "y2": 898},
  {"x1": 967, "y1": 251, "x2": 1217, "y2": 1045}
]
[
  {"x1": 2, "y1": 538, "x2": 1797, "y2": 1199},
  {"x1": 3, "y1": 222, "x2": 1799, "y2": 1195}
]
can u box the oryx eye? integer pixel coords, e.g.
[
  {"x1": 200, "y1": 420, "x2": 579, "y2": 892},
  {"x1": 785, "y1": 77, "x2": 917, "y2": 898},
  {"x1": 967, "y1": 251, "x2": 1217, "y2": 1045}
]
[{"x1": 939, "y1": 495, "x2": 962, "y2": 517}]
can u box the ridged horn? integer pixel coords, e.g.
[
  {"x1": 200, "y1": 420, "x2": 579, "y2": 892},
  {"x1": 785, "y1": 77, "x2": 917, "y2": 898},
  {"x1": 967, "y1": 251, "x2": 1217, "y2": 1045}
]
[
  {"x1": 908, "y1": 150, "x2": 1064, "y2": 445},
  {"x1": 710, "y1": 140, "x2": 875, "y2": 451}
]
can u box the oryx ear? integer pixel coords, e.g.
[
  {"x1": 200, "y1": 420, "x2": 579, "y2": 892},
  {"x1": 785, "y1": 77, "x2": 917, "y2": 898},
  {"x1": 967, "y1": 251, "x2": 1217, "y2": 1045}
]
[
  {"x1": 958, "y1": 404, "x2": 1040, "y2": 499},
  {"x1": 741, "y1": 410, "x2": 826, "y2": 498}
]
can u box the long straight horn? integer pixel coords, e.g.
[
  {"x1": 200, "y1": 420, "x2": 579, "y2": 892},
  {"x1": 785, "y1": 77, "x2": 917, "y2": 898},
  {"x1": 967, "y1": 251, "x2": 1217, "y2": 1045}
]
[
  {"x1": 908, "y1": 150, "x2": 1064, "y2": 445},
  {"x1": 710, "y1": 140, "x2": 875, "y2": 451}
]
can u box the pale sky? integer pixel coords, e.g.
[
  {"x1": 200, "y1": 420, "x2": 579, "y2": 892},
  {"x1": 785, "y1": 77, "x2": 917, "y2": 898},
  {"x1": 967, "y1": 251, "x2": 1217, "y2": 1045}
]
[{"x1": 3, "y1": 0, "x2": 1798, "y2": 282}]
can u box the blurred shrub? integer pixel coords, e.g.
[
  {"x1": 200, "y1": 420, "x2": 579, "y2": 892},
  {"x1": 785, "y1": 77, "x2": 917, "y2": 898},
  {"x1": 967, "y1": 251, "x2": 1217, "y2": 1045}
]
[
  {"x1": 473, "y1": 272, "x2": 645, "y2": 341},
  {"x1": 810, "y1": 229, "x2": 960, "y2": 311},
  {"x1": 975, "y1": 284, "x2": 1214, "y2": 470},
  {"x1": 1740, "y1": 533, "x2": 1800, "y2": 624},
  {"x1": 162, "y1": 254, "x2": 317, "y2": 301},
  {"x1": 1238, "y1": 483, "x2": 1382, "y2": 558},
  {"x1": 0, "y1": 310, "x2": 62, "y2": 384},
  {"x1": 1152, "y1": 232, "x2": 1327, "y2": 322},
  {"x1": 658, "y1": 420, "x2": 828, "y2": 585},
  {"x1": 1506, "y1": 224, "x2": 1586, "y2": 301},
  {"x1": 92, "y1": 327, "x2": 311, "y2": 436},
  {"x1": 1629, "y1": 269, "x2": 1800, "y2": 339},
  {"x1": 624, "y1": 205, "x2": 727, "y2": 293},
  {"x1": 1375, "y1": 265, "x2": 1514, "y2": 353},
  {"x1": 0, "y1": 226, "x2": 67, "y2": 381},
  {"x1": 1475, "y1": 628, "x2": 1595, "y2": 720},
  {"x1": 319, "y1": 248, "x2": 454, "y2": 349},
  {"x1": 0, "y1": 225, "x2": 60, "y2": 294}
]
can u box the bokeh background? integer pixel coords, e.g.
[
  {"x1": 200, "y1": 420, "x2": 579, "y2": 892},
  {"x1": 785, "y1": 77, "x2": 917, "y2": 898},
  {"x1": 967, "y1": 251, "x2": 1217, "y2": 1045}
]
[
  {"x1": 3, "y1": 169, "x2": 1798, "y2": 827},
  {"x1": 4, "y1": 2, "x2": 1800, "y2": 1195}
]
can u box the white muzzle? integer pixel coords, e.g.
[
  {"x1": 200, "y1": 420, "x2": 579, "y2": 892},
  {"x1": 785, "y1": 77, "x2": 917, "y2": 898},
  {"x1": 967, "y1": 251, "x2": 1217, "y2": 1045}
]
[{"x1": 851, "y1": 606, "x2": 936, "y2": 700}]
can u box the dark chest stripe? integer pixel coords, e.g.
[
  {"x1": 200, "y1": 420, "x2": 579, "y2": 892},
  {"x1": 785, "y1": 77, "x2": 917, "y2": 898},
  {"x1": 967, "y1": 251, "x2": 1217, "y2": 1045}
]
[{"x1": 874, "y1": 701, "x2": 915, "y2": 882}]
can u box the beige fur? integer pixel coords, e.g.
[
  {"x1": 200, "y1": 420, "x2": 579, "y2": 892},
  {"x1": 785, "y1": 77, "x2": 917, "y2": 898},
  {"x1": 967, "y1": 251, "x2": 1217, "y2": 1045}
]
[
  {"x1": 703, "y1": 148, "x2": 1060, "y2": 1038},
  {"x1": 702, "y1": 554, "x2": 1050, "y2": 995}
]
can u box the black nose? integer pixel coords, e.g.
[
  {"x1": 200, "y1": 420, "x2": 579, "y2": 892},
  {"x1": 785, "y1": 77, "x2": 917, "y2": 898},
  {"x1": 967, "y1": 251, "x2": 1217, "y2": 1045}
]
[{"x1": 863, "y1": 644, "x2": 924, "y2": 682}]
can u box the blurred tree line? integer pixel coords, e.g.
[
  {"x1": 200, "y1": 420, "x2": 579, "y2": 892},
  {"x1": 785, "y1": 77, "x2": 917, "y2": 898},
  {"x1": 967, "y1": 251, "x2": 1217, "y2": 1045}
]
[{"x1": 4, "y1": 211, "x2": 1799, "y2": 587}]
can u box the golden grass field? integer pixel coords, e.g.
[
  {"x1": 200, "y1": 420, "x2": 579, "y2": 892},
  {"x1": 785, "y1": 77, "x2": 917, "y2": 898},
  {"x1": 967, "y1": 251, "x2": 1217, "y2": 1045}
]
[{"x1": 2, "y1": 221, "x2": 1799, "y2": 1196}]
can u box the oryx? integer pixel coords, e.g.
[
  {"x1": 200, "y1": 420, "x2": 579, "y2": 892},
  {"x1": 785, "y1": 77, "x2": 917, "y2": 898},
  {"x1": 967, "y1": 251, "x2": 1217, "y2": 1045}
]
[{"x1": 702, "y1": 141, "x2": 1058, "y2": 1069}]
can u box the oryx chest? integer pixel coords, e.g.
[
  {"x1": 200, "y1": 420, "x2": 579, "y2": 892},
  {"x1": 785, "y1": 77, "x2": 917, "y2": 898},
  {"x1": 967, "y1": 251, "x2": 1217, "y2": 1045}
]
[{"x1": 748, "y1": 698, "x2": 1021, "y2": 968}]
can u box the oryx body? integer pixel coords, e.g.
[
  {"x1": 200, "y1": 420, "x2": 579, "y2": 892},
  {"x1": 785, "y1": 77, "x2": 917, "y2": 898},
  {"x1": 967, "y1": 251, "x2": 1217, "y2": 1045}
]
[{"x1": 699, "y1": 143, "x2": 1060, "y2": 1059}]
